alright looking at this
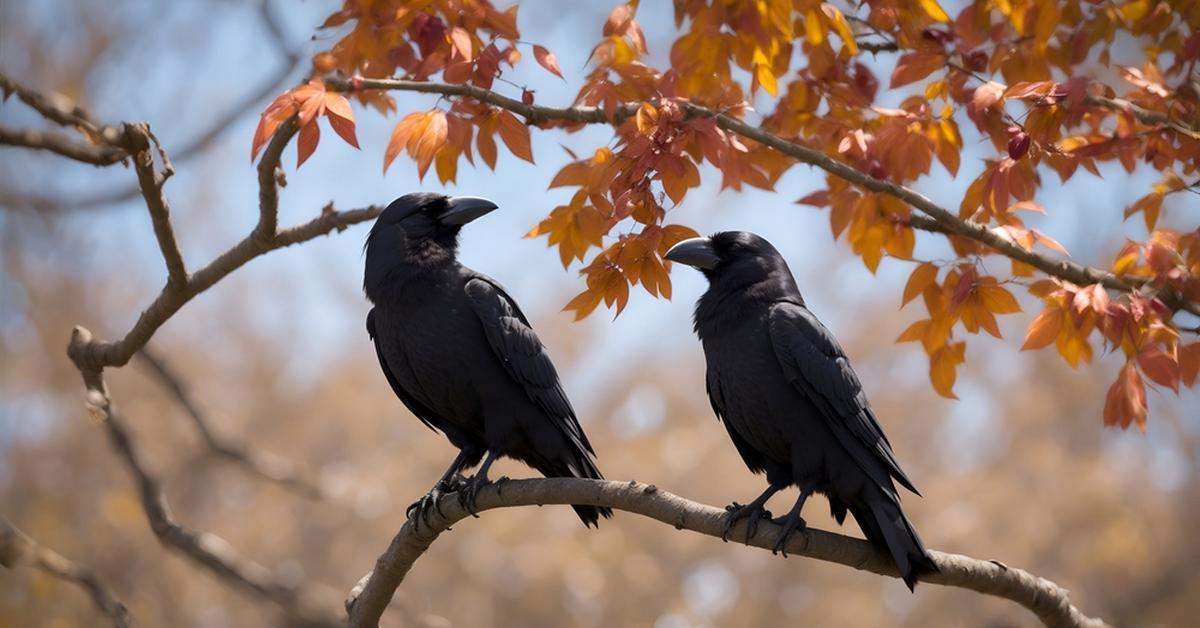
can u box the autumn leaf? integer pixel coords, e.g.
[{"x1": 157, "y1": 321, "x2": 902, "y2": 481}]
[
  {"x1": 1021, "y1": 307, "x2": 1062, "y2": 350},
  {"x1": 533, "y1": 44, "x2": 563, "y2": 78},
  {"x1": 496, "y1": 111, "x2": 533, "y2": 163},
  {"x1": 891, "y1": 51, "x2": 947, "y2": 88},
  {"x1": 902, "y1": 263, "x2": 938, "y2": 307}
]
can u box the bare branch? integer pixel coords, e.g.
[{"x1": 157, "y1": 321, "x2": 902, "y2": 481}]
[
  {"x1": 65, "y1": 364, "x2": 340, "y2": 627},
  {"x1": 0, "y1": 0, "x2": 304, "y2": 213},
  {"x1": 327, "y1": 76, "x2": 1198, "y2": 317},
  {"x1": 1, "y1": 519, "x2": 133, "y2": 628},
  {"x1": 138, "y1": 346, "x2": 325, "y2": 499},
  {"x1": 345, "y1": 479, "x2": 1110, "y2": 628},
  {"x1": 0, "y1": 125, "x2": 126, "y2": 165},
  {"x1": 0, "y1": 72, "x2": 115, "y2": 140},
  {"x1": 1085, "y1": 94, "x2": 1200, "y2": 139},
  {"x1": 118, "y1": 123, "x2": 188, "y2": 287}
]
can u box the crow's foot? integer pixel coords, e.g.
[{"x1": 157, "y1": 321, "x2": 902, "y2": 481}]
[
  {"x1": 770, "y1": 512, "x2": 807, "y2": 557},
  {"x1": 405, "y1": 475, "x2": 463, "y2": 530},
  {"x1": 722, "y1": 501, "x2": 773, "y2": 544},
  {"x1": 457, "y1": 473, "x2": 495, "y2": 517}
]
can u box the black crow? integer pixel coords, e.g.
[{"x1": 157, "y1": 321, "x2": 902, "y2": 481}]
[
  {"x1": 363, "y1": 193, "x2": 612, "y2": 528},
  {"x1": 665, "y1": 231, "x2": 936, "y2": 589}
]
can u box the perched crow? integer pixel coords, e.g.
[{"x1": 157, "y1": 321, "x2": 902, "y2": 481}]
[
  {"x1": 363, "y1": 193, "x2": 612, "y2": 527},
  {"x1": 665, "y1": 231, "x2": 937, "y2": 589}
]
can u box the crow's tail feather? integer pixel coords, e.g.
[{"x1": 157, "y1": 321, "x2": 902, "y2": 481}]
[
  {"x1": 850, "y1": 495, "x2": 938, "y2": 591},
  {"x1": 532, "y1": 451, "x2": 613, "y2": 528}
]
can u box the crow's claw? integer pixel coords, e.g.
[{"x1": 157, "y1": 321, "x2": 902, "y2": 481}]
[
  {"x1": 457, "y1": 474, "x2": 492, "y2": 517},
  {"x1": 770, "y1": 514, "x2": 807, "y2": 557},
  {"x1": 722, "y1": 501, "x2": 772, "y2": 544},
  {"x1": 405, "y1": 476, "x2": 462, "y2": 530}
]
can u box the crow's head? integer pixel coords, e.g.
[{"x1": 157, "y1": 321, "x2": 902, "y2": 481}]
[
  {"x1": 363, "y1": 193, "x2": 498, "y2": 298},
  {"x1": 665, "y1": 231, "x2": 801, "y2": 302},
  {"x1": 372, "y1": 193, "x2": 498, "y2": 246}
]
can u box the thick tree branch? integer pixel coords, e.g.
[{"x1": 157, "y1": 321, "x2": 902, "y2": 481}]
[
  {"x1": 1, "y1": 519, "x2": 133, "y2": 628},
  {"x1": 0, "y1": 125, "x2": 126, "y2": 165},
  {"x1": 327, "y1": 76, "x2": 1199, "y2": 317},
  {"x1": 66, "y1": 366, "x2": 340, "y2": 627},
  {"x1": 138, "y1": 347, "x2": 324, "y2": 499},
  {"x1": 345, "y1": 479, "x2": 1110, "y2": 628}
]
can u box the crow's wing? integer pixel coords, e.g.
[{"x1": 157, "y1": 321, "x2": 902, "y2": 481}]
[
  {"x1": 463, "y1": 276, "x2": 595, "y2": 454},
  {"x1": 767, "y1": 300, "x2": 919, "y2": 495},
  {"x1": 705, "y1": 371, "x2": 768, "y2": 474},
  {"x1": 367, "y1": 308, "x2": 439, "y2": 433}
]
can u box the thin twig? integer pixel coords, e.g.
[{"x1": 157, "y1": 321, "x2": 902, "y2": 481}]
[
  {"x1": 119, "y1": 123, "x2": 188, "y2": 287},
  {"x1": 138, "y1": 347, "x2": 325, "y2": 499},
  {"x1": 0, "y1": 126, "x2": 126, "y2": 165},
  {"x1": 0, "y1": 0, "x2": 304, "y2": 212},
  {"x1": 1, "y1": 519, "x2": 133, "y2": 628},
  {"x1": 65, "y1": 365, "x2": 341, "y2": 627},
  {"x1": 344, "y1": 479, "x2": 1110, "y2": 628}
]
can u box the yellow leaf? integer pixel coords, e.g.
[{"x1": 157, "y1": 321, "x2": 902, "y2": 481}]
[
  {"x1": 821, "y1": 3, "x2": 858, "y2": 55},
  {"x1": 805, "y1": 10, "x2": 825, "y2": 45},
  {"x1": 756, "y1": 63, "x2": 778, "y2": 96},
  {"x1": 919, "y1": 0, "x2": 950, "y2": 22}
]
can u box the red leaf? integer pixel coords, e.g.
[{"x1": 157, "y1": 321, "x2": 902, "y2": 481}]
[
  {"x1": 533, "y1": 44, "x2": 563, "y2": 79},
  {"x1": 1137, "y1": 348, "x2": 1179, "y2": 392},
  {"x1": 326, "y1": 113, "x2": 359, "y2": 149},
  {"x1": 296, "y1": 120, "x2": 319, "y2": 168}
]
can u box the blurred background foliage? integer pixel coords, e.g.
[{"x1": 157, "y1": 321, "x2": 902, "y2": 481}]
[{"x1": 1, "y1": 1, "x2": 1197, "y2": 627}]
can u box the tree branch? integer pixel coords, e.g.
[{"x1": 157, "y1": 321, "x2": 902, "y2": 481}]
[
  {"x1": 345, "y1": 479, "x2": 1110, "y2": 628},
  {"x1": 0, "y1": 125, "x2": 126, "y2": 165},
  {"x1": 327, "y1": 76, "x2": 1198, "y2": 318},
  {"x1": 138, "y1": 346, "x2": 325, "y2": 499},
  {"x1": 118, "y1": 123, "x2": 189, "y2": 287},
  {"x1": 66, "y1": 365, "x2": 340, "y2": 627},
  {"x1": 1, "y1": 518, "x2": 133, "y2": 628}
]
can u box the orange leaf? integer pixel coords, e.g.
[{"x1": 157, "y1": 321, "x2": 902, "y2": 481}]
[
  {"x1": 978, "y1": 283, "x2": 1021, "y2": 314},
  {"x1": 1021, "y1": 307, "x2": 1062, "y2": 350},
  {"x1": 496, "y1": 111, "x2": 533, "y2": 163},
  {"x1": 902, "y1": 263, "x2": 938, "y2": 307},
  {"x1": 533, "y1": 44, "x2": 563, "y2": 78},
  {"x1": 413, "y1": 110, "x2": 448, "y2": 180},
  {"x1": 563, "y1": 288, "x2": 603, "y2": 321},
  {"x1": 450, "y1": 27, "x2": 473, "y2": 61},
  {"x1": 896, "y1": 319, "x2": 930, "y2": 343},
  {"x1": 477, "y1": 115, "x2": 498, "y2": 170},
  {"x1": 384, "y1": 112, "x2": 424, "y2": 173},
  {"x1": 929, "y1": 341, "x2": 965, "y2": 399},
  {"x1": 296, "y1": 120, "x2": 319, "y2": 168}
]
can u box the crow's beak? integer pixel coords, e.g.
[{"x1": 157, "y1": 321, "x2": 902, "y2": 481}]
[
  {"x1": 440, "y1": 196, "x2": 499, "y2": 225},
  {"x1": 665, "y1": 237, "x2": 720, "y2": 270}
]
